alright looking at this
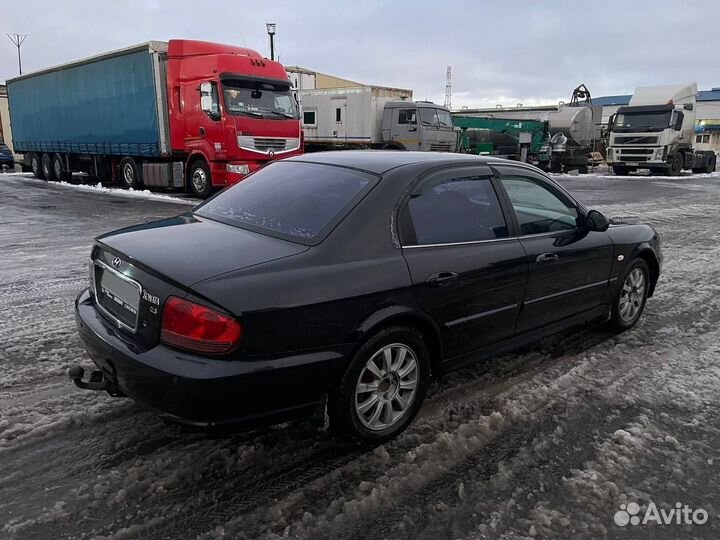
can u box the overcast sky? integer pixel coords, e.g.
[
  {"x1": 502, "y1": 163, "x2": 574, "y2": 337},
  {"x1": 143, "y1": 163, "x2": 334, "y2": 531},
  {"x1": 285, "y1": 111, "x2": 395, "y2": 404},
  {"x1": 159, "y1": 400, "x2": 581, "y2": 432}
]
[{"x1": 2, "y1": 0, "x2": 719, "y2": 108}]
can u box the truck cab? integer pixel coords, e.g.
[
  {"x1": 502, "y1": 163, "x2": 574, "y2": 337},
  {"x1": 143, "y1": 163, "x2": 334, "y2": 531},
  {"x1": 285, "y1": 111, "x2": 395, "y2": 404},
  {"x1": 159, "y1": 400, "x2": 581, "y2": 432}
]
[
  {"x1": 607, "y1": 83, "x2": 716, "y2": 175},
  {"x1": 381, "y1": 102, "x2": 456, "y2": 152},
  {"x1": 167, "y1": 40, "x2": 303, "y2": 195}
]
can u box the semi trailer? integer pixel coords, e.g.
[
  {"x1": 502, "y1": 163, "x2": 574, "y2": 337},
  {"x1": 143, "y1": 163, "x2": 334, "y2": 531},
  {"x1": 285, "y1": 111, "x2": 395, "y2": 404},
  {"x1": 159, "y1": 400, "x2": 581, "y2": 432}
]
[
  {"x1": 298, "y1": 86, "x2": 457, "y2": 152},
  {"x1": 7, "y1": 40, "x2": 302, "y2": 197},
  {"x1": 606, "y1": 83, "x2": 716, "y2": 176}
]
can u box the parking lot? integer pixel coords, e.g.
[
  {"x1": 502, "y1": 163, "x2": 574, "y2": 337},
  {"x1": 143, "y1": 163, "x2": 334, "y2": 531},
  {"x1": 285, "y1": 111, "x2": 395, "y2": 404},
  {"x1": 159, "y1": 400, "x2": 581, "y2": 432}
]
[{"x1": 2, "y1": 170, "x2": 720, "y2": 539}]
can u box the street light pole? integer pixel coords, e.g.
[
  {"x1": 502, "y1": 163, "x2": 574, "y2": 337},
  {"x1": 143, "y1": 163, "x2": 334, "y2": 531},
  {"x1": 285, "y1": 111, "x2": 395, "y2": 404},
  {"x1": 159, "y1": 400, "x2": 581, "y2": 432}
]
[
  {"x1": 266, "y1": 23, "x2": 276, "y2": 61},
  {"x1": 7, "y1": 33, "x2": 27, "y2": 75}
]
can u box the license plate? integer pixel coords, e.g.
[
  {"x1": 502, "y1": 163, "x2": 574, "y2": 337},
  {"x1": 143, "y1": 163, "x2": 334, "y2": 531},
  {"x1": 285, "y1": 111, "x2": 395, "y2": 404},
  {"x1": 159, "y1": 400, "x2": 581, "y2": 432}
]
[
  {"x1": 97, "y1": 267, "x2": 140, "y2": 330},
  {"x1": 625, "y1": 162, "x2": 639, "y2": 167}
]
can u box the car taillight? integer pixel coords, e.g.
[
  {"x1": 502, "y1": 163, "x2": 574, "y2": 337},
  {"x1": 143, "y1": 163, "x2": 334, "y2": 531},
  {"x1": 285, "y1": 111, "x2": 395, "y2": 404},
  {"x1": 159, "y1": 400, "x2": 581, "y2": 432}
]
[{"x1": 160, "y1": 296, "x2": 242, "y2": 355}]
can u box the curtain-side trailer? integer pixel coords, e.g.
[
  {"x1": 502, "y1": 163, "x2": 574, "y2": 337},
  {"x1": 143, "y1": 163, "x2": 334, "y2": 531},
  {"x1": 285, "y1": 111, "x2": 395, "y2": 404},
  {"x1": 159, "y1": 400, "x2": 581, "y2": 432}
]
[{"x1": 7, "y1": 40, "x2": 302, "y2": 197}]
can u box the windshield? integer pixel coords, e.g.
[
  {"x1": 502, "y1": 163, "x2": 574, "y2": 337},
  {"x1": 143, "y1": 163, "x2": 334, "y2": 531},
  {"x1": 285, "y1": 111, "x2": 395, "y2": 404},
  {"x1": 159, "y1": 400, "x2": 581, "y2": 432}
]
[
  {"x1": 222, "y1": 79, "x2": 299, "y2": 120},
  {"x1": 613, "y1": 111, "x2": 671, "y2": 132},
  {"x1": 195, "y1": 162, "x2": 377, "y2": 244},
  {"x1": 436, "y1": 109, "x2": 454, "y2": 128},
  {"x1": 419, "y1": 108, "x2": 439, "y2": 127}
]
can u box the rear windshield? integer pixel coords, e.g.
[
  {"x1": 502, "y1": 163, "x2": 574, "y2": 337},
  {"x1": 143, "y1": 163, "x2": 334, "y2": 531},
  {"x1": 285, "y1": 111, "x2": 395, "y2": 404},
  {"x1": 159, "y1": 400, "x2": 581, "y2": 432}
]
[{"x1": 195, "y1": 161, "x2": 377, "y2": 244}]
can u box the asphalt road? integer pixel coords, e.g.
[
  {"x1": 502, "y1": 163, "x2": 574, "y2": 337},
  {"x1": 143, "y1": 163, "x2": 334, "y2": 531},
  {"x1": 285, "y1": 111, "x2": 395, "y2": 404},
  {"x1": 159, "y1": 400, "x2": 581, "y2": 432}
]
[{"x1": 2, "y1": 170, "x2": 720, "y2": 540}]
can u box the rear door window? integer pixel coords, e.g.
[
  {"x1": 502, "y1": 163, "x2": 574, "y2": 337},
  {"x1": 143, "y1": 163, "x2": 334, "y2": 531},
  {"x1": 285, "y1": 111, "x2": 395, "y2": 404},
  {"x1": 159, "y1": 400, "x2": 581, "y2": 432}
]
[
  {"x1": 404, "y1": 173, "x2": 509, "y2": 245},
  {"x1": 195, "y1": 162, "x2": 377, "y2": 245}
]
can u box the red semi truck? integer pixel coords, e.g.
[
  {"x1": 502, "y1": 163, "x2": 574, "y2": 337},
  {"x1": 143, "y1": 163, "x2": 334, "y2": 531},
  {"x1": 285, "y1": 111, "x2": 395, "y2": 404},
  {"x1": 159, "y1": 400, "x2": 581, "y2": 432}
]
[{"x1": 7, "y1": 40, "x2": 303, "y2": 197}]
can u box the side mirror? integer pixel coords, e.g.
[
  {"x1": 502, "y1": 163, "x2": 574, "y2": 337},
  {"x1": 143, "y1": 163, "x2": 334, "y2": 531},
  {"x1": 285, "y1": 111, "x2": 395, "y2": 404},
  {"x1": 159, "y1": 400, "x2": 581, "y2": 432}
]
[
  {"x1": 585, "y1": 209, "x2": 609, "y2": 232},
  {"x1": 608, "y1": 113, "x2": 616, "y2": 132},
  {"x1": 200, "y1": 95, "x2": 213, "y2": 114},
  {"x1": 673, "y1": 111, "x2": 684, "y2": 131},
  {"x1": 683, "y1": 103, "x2": 694, "y2": 111}
]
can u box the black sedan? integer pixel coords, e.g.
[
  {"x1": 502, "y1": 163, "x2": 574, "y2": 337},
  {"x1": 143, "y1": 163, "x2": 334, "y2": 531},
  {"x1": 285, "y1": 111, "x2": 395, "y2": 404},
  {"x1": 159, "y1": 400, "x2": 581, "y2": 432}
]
[{"x1": 73, "y1": 152, "x2": 662, "y2": 441}]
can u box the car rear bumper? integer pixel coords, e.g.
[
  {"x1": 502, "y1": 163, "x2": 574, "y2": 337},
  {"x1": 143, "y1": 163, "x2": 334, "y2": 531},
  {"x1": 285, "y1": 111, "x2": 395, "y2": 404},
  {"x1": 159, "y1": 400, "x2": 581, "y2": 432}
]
[{"x1": 74, "y1": 289, "x2": 345, "y2": 428}]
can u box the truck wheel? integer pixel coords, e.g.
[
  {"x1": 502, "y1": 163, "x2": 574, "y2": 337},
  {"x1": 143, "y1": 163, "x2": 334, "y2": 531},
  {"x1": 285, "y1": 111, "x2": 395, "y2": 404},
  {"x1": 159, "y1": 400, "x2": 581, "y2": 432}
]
[
  {"x1": 119, "y1": 157, "x2": 143, "y2": 189},
  {"x1": 52, "y1": 154, "x2": 71, "y2": 182},
  {"x1": 706, "y1": 154, "x2": 717, "y2": 173},
  {"x1": 612, "y1": 166, "x2": 630, "y2": 176},
  {"x1": 328, "y1": 325, "x2": 430, "y2": 443},
  {"x1": 188, "y1": 160, "x2": 213, "y2": 198},
  {"x1": 30, "y1": 153, "x2": 45, "y2": 179},
  {"x1": 41, "y1": 153, "x2": 57, "y2": 181},
  {"x1": 666, "y1": 154, "x2": 682, "y2": 176}
]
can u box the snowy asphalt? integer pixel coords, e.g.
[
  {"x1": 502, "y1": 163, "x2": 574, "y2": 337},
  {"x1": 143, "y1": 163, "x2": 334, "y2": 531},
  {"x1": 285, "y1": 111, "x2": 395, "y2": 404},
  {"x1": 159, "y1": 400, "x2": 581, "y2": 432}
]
[{"x1": 2, "y1": 170, "x2": 720, "y2": 539}]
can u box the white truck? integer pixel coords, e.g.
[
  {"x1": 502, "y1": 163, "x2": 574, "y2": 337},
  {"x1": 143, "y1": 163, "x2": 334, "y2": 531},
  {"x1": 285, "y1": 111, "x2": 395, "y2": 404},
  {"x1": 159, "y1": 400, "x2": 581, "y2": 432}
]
[
  {"x1": 607, "y1": 83, "x2": 716, "y2": 175},
  {"x1": 298, "y1": 86, "x2": 457, "y2": 152}
]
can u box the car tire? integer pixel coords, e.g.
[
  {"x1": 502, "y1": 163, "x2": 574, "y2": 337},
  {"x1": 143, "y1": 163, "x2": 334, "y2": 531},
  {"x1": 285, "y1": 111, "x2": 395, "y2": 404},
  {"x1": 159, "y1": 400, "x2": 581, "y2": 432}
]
[
  {"x1": 30, "y1": 153, "x2": 44, "y2": 179},
  {"x1": 608, "y1": 258, "x2": 650, "y2": 333},
  {"x1": 612, "y1": 166, "x2": 630, "y2": 176},
  {"x1": 52, "y1": 154, "x2": 71, "y2": 182},
  {"x1": 41, "y1": 153, "x2": 57, "y2": 181},
  {"x1": 665, "y1": 154, "x2": 682, "y2": 176},
  {"x1": 188, "y1": 160, "x2": 213, "y2": 198},
  {"x1": 328, "y1": 326, "x2": 431, "y2": 443},
  {"x1": 119, "y1": 157, "x2": 143, "y2": 189}
]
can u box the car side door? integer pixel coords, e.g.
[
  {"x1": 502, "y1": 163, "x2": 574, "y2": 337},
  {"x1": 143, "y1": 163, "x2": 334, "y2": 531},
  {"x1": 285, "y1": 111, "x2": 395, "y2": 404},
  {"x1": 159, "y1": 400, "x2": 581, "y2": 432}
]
[
  {"x1": 493, "y1": 165, "x2": 613, "y2": 333},
  {"x1": 399, "y1": 166, "x2": 528, "y2": 360}
]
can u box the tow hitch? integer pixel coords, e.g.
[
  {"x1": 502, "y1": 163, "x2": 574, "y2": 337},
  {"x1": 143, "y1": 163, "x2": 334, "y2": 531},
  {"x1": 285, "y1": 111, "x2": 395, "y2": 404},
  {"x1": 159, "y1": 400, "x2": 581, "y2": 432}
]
[{"x1": 68, "y1": 366, "x2": 124, "y2": 396}]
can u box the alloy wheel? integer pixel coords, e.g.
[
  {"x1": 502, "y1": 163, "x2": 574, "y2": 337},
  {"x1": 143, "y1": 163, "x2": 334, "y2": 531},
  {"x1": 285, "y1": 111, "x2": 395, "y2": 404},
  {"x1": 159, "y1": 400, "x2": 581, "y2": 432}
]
[
  {"x1": 619, "y1": 268, "x2": 646, "y2": 323},
  {"x1": 354, "y1": 343, "x2": 418, "y2": 431}
]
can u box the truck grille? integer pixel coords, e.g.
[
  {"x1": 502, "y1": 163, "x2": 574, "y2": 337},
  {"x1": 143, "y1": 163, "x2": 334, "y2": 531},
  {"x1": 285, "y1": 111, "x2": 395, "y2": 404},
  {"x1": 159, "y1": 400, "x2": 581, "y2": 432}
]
[
  {"x1": 621, "y1": 149, "x2": 653, "y2": 155},
  {"x1": 614, "y1": 136, "x2": 658, "y2": 145},
  {"x1": 237, "y1": 136, "x2": 301, "y2": 154},
  {"x1": 429, "y1": 143, "x2": 454, "y2": 152}
]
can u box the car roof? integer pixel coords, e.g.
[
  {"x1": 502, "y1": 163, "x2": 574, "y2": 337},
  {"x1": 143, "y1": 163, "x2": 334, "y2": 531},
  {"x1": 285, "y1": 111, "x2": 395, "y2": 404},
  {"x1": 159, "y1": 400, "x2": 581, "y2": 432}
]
[{"x1": 284, "y1": 150, "x2": 535, "y2": 175}]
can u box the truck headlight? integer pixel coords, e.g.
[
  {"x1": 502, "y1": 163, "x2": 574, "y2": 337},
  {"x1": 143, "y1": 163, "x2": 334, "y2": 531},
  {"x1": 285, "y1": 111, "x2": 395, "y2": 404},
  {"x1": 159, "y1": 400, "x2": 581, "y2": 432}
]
[
  {"x1": 227, "y1": 164, "x2": 250, "y2": 175},
  {"x1": 653, "y1": 147, "x2": 664, "y2": 160}
]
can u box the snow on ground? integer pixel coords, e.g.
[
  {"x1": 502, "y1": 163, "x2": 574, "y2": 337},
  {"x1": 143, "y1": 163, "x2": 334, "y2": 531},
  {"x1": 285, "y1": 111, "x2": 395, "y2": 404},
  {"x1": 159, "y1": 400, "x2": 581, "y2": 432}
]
[
  {"x1": 1, "y1": 172, "x2": 201, "y2": 205},
  {"x1": 1, "y1": 172, "x2": 720, "y2": 539}
]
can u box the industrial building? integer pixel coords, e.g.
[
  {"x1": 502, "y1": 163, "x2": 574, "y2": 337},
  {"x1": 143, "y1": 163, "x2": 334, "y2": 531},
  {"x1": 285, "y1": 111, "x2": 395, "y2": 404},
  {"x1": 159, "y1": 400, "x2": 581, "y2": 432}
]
[
  {"x1": 594, "y1": 88, "x2": 720, "y2": 153},
  {"x1": 285, "y1": 66, "x2": 364, "y2": 91}
]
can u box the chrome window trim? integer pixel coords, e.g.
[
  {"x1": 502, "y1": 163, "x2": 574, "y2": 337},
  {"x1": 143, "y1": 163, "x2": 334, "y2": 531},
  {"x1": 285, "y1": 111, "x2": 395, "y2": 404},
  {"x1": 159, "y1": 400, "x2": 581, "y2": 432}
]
[
  {"x1": 93, "y1": 259, "x2": 142, "y2": 334},
  {"x1": 401, "y1": 236, "x2": 515, "y2": 249},
  {"x1": 400, "y1": 229, "x2": 579, "y2": 249}
]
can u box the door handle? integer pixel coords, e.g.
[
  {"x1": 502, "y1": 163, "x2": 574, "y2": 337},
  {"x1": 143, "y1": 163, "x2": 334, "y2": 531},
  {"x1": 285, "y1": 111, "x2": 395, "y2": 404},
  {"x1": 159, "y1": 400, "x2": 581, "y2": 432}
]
[
  {"x1": 536, "y1": 253, "x2": 559, "y2": 264},
  {"x1": 199, "y1": 127, "x2": 206, "y2": 136},
  {"x1": 426, "y1": 271, "x2": 459, "y2": 287}
]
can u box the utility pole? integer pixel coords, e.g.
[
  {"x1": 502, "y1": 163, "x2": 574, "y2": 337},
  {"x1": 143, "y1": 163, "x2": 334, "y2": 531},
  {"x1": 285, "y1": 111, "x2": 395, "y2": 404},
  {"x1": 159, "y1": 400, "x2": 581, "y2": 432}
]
[
  {"x1": 444, "y1": 65, "x2": 452, "y2": 110},
  {"x1": 7, "y1": 33, "x2": 27, "y2": 75},
  {"x1": 266, "y1": 23, "x2": 276, "y2": 61}
]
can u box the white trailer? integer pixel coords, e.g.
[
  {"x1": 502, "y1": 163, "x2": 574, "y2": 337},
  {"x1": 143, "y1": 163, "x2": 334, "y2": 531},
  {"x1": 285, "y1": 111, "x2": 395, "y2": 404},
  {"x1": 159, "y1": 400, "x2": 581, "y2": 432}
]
[{"x1": 299, "y1": 86, "x2": 412, "y2": 147}]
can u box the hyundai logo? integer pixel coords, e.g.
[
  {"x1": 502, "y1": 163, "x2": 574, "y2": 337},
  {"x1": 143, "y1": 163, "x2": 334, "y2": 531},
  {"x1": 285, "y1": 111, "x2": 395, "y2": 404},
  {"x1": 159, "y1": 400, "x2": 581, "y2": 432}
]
[{"x1": 112, "y1": 257, "x2": 122, "y2": 268}]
